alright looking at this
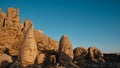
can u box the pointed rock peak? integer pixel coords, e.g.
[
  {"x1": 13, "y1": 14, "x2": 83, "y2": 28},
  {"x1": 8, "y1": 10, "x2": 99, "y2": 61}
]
[
  {"x1": 60, "y1": 34, "x2": 69, "y2": 41},
  {"x1": 23, "y1": 19, "x2": 33, "y2": 33},
  {"x1": 19, "y1": 24, "x2": 38, "y2": 67},
  {"x1": 59, "y1": 34, "x2": 71, "y2": 46},
  {"x1": 58, "y1": 34, "x2": 74, "y2": 63},
  {"x1": 24, "y1": 19, "x2": 33, "y2": 26},
  {"x1": 62, "y1": 34, "x2": 67, "y2": 37},
  {"x1": 25, "y1": 24, "x2": 34, "y2": 38},
  {"x1": 7, "y1": 8, "x2": 19, "y2": 17}
]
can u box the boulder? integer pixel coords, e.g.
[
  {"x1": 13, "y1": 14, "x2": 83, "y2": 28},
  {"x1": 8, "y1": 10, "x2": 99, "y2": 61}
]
[
  {"x1": 73, "y1": 46, "x2": 88, "y2": 61},
  {"x1": 19, "y1": 24, "x2": 38, "y2": 67},
  {"x1": 58, "y1": 35, "x2": 74, "y2": 65},
  {"x1": 88, "y1": 47, "x2": 105, "y2": 63},
  {"x1": 36, "y1": 53, "x2": 45, "y2": 64},
  {"x1": 0, "y1": 54, "x2": 13, "y2": 68}
]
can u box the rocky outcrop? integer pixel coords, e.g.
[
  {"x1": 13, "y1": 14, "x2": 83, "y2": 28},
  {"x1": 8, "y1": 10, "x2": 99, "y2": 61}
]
[
  {"x1": 0, "y1": 8, "x2": 58, "y2": 57},
  {"x1": 87, "y1": 47, "x2": 105, "y2": 63},
  {"x1": 34, "y1": 30, "x2": 58, "y2": 52},
  {"x1": 58, "y1": 35, "x2": 74, "y2": 65},
  {"x1": 19, "y1": 25, "x2": 38, "y2": 67}
]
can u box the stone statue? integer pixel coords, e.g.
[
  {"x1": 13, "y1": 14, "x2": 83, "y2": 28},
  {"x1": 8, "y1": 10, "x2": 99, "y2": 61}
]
[
  {"x1": 19, "y1": 24, "x2": 38, "y2": 67},
  {"x1": 58, "y1": 35, "x2": 74, "y2": 65},
  {"x1": 73, "y1": 47, "x2": 88, "y2": 61},
  {"x1": 88, "y1": 47, "x2": 105, "y2": 63}
]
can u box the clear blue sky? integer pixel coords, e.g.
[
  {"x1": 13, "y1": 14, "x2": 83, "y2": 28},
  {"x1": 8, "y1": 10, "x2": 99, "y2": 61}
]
[{"x1": 0, "y1": 0, "x2": 120, "y2": 53}]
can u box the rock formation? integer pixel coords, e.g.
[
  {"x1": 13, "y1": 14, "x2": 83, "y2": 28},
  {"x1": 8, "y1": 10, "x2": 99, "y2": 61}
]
[
  {"x1": 73, "y1": 47, "x2": 88, "y2": 61},
  {"x1": 36, "y1": 53, "x2": 45, "y2": 64},
  {"x1": 23, "y1": 20, "x2": 33, "y2": 33},
  {"x1": 0, "y1": 54, "x2": 13, "y2": 68},
  {"x1": 19, "y1": 25, "x2": 38, "y2": 67},
  {"x1": 58, "y1": 35, "x2": 74, "y2": 65},
  {"x1": 3, "y1": 8, "x2": 21, "y2": 29},
  {"x1": 0, "y1": 7, "x2": 58, "y2": 57},
  {"x1": 0, "y1": 8, "x2": 6, "y2": 27},
  {"x1": 0, "y1": 7, "x2": 120, "y2": 68},
  {"x1": 88, "y1": 47, "x2": 105, "y2": 63}
]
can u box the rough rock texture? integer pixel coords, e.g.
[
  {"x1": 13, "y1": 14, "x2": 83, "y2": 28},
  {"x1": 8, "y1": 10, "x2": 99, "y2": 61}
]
[
  {"x1": 36, "y1": 53, "x2": 45, "y2": 64},
  {"x1": 88, "y1": 47, "x2": 105, "y2": 63},
  {"x1": 19, "y1": 25, "x2": 38, "y2": 67},
  {"x1": 23, "y1": 20, "x2": 33, "y2": 33},
  {"x1": 0, "y1": 8, "x2": 58, "y2": 57},
  {"x1": 58, "y1": 35, "x2": 74, "y2": 65},
  {"x1": 1, "y1": 7, "x2": 120, "y2": 68},
  {"x1": 0, "y1": 8, "x2": 6, "y2": 27},
  {"x1": 73, "y1": 47, "x2": 88, "y2": 61},
  {"x1": 0, "y1": 54, "x2": 13, "y2": 68},
  {"x1": 34, "y1": 30, "x2": 58, "y2": 52},
  {"x1": 49, "y1": 55, "x2": 56, "y2": 64}
]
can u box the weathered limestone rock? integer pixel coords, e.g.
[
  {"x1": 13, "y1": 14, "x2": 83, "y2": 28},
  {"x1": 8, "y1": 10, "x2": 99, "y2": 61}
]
[
  {"x1": 0, "y1": 8, "x2": 6, "y2": 27},
  {"x1": 35, "y1": 30, "x2": 58, "y2": 51},
  {"x1": 4, "y1": 8, "x2": 21, "y2": 28},
  {"x1": 23, "y1": 20, "x2": 33, "y2": 33},
  {"x1": 36, "y1": 53, "x2": 45, "y2": 64},
  {"x1": 58, "y1": 35, "x2": 74, "y2": 65},
  {"x1": 50, "y1": 55, "x2": 56, "y2": 64},
  {"x1": 19, "y1": 24, "x2": 38, "y2": 67},
  {"x1": 88, "y1": 47, "x2": 105, "y2": 63},
  {"x1": 0, "y1": 8, "x2": 59, "y2": 58},
  {"x1": 0, "y1": 8, "x2": 59, "y2": 67},
  {"x1": 0, "y1": 54, "x2": 13, "y2": 68},
  {"x1": 73, "y1": 47, "x2": 88, "y2": 61}
]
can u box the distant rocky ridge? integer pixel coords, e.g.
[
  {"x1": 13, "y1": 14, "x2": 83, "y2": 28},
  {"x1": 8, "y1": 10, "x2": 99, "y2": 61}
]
[{"x1": 0, "y1": 8, "x2": 120, "y2": 68}]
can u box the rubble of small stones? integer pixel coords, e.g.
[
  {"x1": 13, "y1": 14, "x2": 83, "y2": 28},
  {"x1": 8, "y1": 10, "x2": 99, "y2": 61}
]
[{"x1": 0, "y1": 8, "x2": 120, "y2": 68}]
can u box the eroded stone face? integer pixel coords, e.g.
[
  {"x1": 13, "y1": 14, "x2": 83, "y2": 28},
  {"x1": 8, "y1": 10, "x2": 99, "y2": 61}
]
[
  {"x1": 0, "y1": 8, "x2": 59, "y2": 58},
  {"x1": 58, "y1": 35, "x2": 74, "y2": 64},
  {"x1": 73, "y1": 47, "x2": 88, "y2": 61},
  {"x1": 88, "y1": 47, "x2": 105, "y2": 63},
  {"x1": 19, "y1": 25, "x2": 38, "y2": 67}
]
